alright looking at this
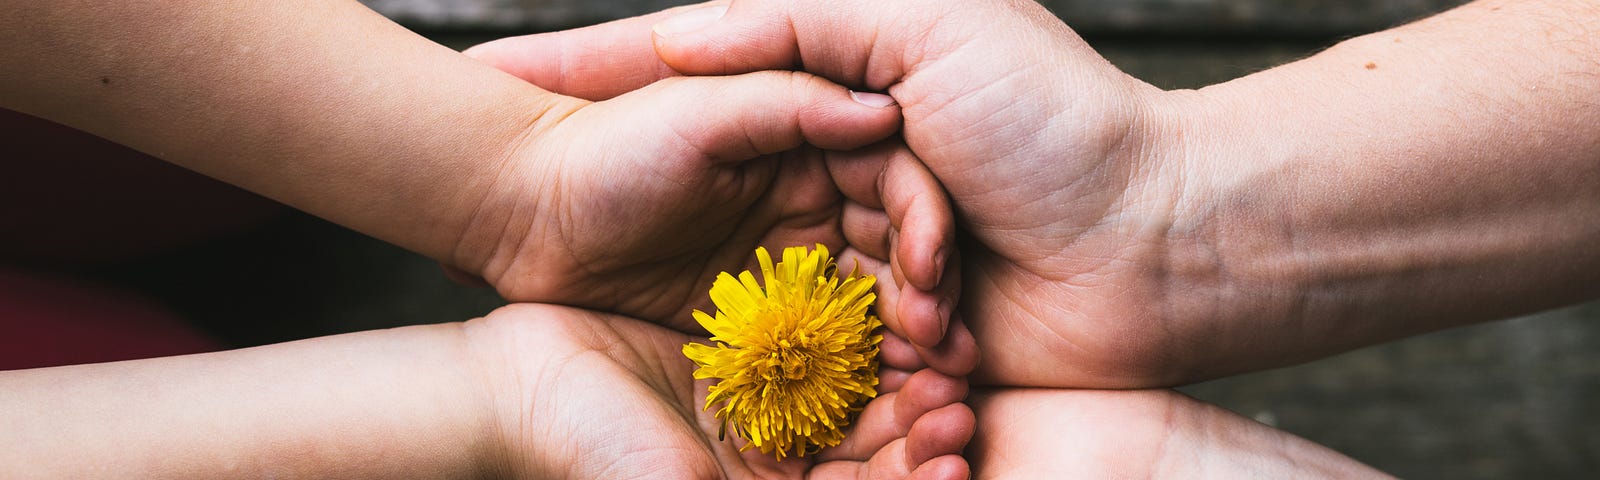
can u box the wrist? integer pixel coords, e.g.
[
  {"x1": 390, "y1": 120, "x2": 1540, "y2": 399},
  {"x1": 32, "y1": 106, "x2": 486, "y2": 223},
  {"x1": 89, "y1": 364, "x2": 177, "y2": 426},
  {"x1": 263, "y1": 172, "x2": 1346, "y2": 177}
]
[
  {"x1": 442, "y1": 95, "x2": 589, "y2": 293},
  {"x1": 1141, "y1": 82, "x2": 1315, "y2": 380}
]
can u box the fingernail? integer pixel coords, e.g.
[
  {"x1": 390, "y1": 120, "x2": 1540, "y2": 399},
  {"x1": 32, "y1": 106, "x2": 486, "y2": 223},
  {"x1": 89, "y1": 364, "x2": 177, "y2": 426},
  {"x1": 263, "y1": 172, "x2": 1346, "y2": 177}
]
[
  {"x1": 931, "y1": 247, "x2": 947, "y2": 286},
  {"x1": 929, "y1": 297, "x2": 951, "y2": 341},
  {"x1": 850, "y1": 90, "x2": 897, "y2": 108},
  {"x1": 653, "y1": 5, "x2": 728, "y2": 36}
]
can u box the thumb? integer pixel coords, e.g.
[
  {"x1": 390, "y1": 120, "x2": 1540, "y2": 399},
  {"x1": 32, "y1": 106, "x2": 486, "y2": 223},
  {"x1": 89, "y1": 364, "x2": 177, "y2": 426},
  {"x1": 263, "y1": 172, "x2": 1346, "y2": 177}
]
[
  {"x1": 649, "y1": 0, "x2": 925, "y2": 90},
  {"x1": 461, "y1": 7, "x2": 687, "y2": 100},
  {"x1": 599, "y1": 70, "x2": 902, "y2": 163}
]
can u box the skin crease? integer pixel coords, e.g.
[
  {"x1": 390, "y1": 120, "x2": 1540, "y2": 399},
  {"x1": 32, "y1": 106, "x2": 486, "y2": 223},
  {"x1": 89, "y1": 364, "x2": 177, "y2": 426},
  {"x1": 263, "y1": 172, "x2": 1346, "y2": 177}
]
[
  {"x1": 0, "y1": 0, "x2": 973, "y2": 374},
  {"x1": 473, "y1": 0, "x2": 1600, "y2": 388},
  {"x1": 0, "y1": 305, "x2": 975, "y2": 479}
]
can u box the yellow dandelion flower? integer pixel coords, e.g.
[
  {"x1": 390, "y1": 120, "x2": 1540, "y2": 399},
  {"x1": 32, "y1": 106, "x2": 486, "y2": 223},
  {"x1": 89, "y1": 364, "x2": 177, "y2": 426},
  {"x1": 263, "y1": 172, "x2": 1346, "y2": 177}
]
[{"x1": 683, "y1": 244, "x2": 884, "y2": 460}]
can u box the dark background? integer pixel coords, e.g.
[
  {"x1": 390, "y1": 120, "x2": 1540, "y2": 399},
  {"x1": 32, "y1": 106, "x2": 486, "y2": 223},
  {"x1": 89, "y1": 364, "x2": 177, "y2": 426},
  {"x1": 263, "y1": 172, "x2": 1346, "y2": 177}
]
[{"x1": 34, "y1": 1, "x2": 1598, "y2": 478}]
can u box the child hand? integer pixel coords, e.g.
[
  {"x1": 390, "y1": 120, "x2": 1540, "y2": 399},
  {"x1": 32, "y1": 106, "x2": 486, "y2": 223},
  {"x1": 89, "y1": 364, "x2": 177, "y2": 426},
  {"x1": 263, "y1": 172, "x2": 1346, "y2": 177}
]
[{"x1": 462, "y1": 304, "x2": 974, "y2": 479}]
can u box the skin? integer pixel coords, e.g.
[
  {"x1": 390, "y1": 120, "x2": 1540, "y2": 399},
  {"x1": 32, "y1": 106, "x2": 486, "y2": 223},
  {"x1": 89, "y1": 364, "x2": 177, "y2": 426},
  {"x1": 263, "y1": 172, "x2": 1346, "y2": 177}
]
[
  {"x1": 473, "y1": 0, "x2": 1600, "y2": 387},
  {"x1": 0, "y1": 0, "x2": 971, "y2": 373},
  {"x1": 0, "y1": 0, "x2": 980, "y2": 475},
  {"x1": 0, "y1": 304, "x2": 974, "y2": 479},
  {"x1": 967, "y1": 389, "x2": 1389, "y2": 478}
]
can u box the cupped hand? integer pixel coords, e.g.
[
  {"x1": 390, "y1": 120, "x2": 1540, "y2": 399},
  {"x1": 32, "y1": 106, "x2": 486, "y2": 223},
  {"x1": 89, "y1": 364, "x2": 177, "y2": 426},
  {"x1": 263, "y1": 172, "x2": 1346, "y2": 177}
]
[
  {"x1": 462, "y1": 30, "x2": 977, "y2": 376},
  {"x1": 472, "y1": 0, "x2": 1204, "y2": 387},
  {"x1": 460, "y1": 303, "x2": 974, "y2": 480}
]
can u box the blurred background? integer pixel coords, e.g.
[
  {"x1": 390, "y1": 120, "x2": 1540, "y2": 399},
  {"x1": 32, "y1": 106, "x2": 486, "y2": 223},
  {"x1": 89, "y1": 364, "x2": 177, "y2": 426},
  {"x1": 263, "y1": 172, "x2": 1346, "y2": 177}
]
[{"x1": 3, "y1": 0, "x2": 1595, "y2": 478}]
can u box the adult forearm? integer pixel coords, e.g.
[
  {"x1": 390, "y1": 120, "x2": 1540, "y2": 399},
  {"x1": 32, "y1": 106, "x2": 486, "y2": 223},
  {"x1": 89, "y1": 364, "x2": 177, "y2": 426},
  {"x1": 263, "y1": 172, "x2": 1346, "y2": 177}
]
[
  {"x1": 1167, "y1": 0, "x2": 1600, "y2": 367},
  {"x1": 0, "y1": 0, "x2": 560, "y2": 263},
  {"x1": 0, "y1": 324, "x2": 500, "y2": 479}
]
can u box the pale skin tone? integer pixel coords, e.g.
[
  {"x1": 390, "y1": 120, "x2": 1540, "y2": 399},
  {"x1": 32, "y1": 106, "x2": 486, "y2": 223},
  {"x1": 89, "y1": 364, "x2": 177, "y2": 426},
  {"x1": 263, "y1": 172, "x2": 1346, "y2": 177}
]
[
  {"x1": 0, "y1": 0, "x2": 973, "y2": 374},
  {"x1": 967, "y1": 389, "x2": 1390, "y2": 478},
  {"x1": 8, "y1": 0, "x2": 1595, "y2": 475},
  {"x1": 474, "y1": 0, "x2": 1600, "y2": 387},
  {"x1": 0, "y1": 304, "x2": 975, "y2": 479},
  {"x1": 1, "y1": 301, "x2": 1377, "y2": 479},
  {"x1": 0, "y1": 0, "x2": 979, "y2": 476}
]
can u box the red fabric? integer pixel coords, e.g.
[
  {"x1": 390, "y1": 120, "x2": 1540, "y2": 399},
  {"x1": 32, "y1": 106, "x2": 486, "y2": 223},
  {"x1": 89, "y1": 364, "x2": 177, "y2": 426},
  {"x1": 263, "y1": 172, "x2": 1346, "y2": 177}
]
[
  {"x1": 0, "y1": 269, "x2": 223, "y2": 370},
  {"x1": 0, "y1": 108, "x2": 264, "y2": 369},
  {"x1": 0, "y1": 108, "x2": 283, "y2": 265}
]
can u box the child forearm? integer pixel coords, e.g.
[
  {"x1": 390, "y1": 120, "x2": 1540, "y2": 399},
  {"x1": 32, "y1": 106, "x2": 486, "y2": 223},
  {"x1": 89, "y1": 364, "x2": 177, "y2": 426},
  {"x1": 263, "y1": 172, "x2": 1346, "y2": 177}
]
[
  {"x1": 0, "y1": 0, "x2": 564, "y2": 265},
  {"x1": 0, "y1": 323, "x2": 501, "y2": 479}
]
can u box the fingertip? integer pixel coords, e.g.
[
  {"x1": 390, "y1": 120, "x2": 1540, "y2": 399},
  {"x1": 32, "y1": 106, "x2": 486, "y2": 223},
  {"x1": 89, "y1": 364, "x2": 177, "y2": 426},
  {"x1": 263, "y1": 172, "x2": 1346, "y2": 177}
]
[
  {"x1": 906, "y1": 404, "x2": 977, "y2": 464},
  {"x1": 459, "y1": 35, "x2": 534, "y2": 73},
  {"x1": 883, "y1": 148, "x2": 955, "y2": 292},
  {"x1": 850, "y1": 90, "x2": 897, "y2": 108},
  {"x1": 897, "y1": 287, "x2": 950, "y2": 348},
  {"x1": 651, "y1": 2, "x2": 798, "y2": 76},
  {"x1": 650, "y1": 3, "x2": 729, "y2": 37},
  {"x1": 894, "y1": 369, "x2": 969, "y2": 427},
  {"x1": 796, "y1": 75, "x2": 903, "y2": 151},
  {"x1": 917, "y1": 316, "x2": 981, "y2": 377}
]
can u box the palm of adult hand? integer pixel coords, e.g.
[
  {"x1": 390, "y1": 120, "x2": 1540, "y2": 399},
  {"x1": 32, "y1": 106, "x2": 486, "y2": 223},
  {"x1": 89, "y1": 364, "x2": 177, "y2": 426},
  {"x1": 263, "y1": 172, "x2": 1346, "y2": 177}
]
[{"x1": 462, "y1": 304, "x2": 971, "y2": 480}]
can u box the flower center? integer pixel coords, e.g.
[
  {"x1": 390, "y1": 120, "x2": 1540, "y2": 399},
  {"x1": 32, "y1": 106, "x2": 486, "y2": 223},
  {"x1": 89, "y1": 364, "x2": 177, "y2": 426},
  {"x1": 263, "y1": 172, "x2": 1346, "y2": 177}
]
[{"x1": 761, "y1": 338, "x2": 812, "y2": 382}]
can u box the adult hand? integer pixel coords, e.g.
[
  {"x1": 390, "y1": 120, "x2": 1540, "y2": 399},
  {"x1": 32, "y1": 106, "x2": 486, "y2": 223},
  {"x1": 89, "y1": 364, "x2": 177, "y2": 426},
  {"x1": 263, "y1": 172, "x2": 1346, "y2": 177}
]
[
  {"x1": 462, "y1": 303, "x2": 975, "y2": 479},
  {"x1": 968, "y1": 388, "x2": 1388, "y2": 478},
  {"x1": 507, "y1": 0, "x2": 1193, "y2": 388},
  {"x1": 482, "y1": 0, "x2": 1600, "y2": 387}
]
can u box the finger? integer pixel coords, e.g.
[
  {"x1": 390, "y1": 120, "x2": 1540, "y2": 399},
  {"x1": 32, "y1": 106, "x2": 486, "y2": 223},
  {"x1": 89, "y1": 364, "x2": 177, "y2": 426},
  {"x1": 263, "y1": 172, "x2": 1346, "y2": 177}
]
[
  {"x1": 808, "y1": 439, "x2": 911, "y2": 480},
  {"x1": 650, "y1": 0, "x2": 911, "y2": 89},
  {"x1": 879, "y1": 330, "x2": 928, "y2": 372},
  {"x1": 843, "y1": 143, "x2": 956, "y2": 301},
  {"x1": 841, "y1": 201, "x2": 892, "y2": 261},
  {"x1": 819, "y1": 369, "x2": 966, "y2": 462},
  {"x1": 893, "y1": 249, "x2": 959, "y2": 348},
  {"x1": 837, "y1": 248, "x2": 918, "y2": 355},
  {"x1": 908, "y1": 455, "x2": 970, "y2": 480},
  {"x1": 598, "y1": 71, "x2": 901, "y2": 165},
  {"x1": 905, "y1": 404, "x2": 975, "y2": 465},
  {"x1": 891, "y1": 369, "x2": 968, "y2": 430},
  {"x1": 878, "y1": 368, "x2": 913, "y2": 393},
  {"x1": 863, "y1": 439, "x2": 970, "y2": 480},
  {"x1": 461, "y1": 6, "x2": 695, "y2": 100},
  {"x1": 830, "y1": 143, "x2": 956, "y2": 340},
  {"x1": 825, "y1": 139, "x2": 896, "y2": 209},
  {"x1": 880, "y1": 149, "x2": 955, "y2": 293},
  {"x1": 912, "y1": 314, "x2": 980, "y2": 377}
]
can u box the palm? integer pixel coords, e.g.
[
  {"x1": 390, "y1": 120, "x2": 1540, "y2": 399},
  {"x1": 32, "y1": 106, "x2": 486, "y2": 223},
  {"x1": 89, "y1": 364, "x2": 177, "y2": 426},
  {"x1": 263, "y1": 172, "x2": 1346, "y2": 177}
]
[
  {"x1": 463, "y1": 78, "x2": 868, "y2": 333},
  {"x1": 879, "y1": 5, "x2": 1181, "y2": 387},
  {"x1": 462, "y1": 304, "x2": 967, "y2": 480}
]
